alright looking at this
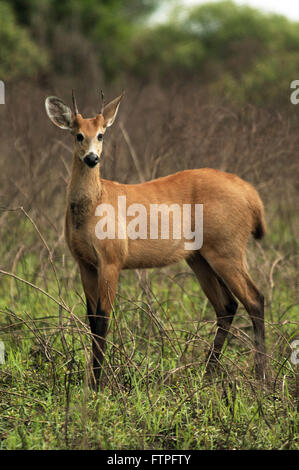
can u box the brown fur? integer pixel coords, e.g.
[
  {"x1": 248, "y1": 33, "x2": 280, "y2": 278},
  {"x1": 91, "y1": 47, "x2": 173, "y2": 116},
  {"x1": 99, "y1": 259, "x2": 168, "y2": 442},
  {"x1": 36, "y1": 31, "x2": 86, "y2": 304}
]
[{"x1": 45, "y1": 94, "x2": 267, "y2": 389}]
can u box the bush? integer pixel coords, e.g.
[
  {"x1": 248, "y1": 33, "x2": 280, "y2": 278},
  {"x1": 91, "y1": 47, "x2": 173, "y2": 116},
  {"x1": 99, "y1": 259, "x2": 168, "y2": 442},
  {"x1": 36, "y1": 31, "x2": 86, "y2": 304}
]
[
  {"x1": 0, "y1": 1, "x2": 47, "y2": 81},
  {"x1": 132, "y1": 1, "x2": 299, "y2": 105}
]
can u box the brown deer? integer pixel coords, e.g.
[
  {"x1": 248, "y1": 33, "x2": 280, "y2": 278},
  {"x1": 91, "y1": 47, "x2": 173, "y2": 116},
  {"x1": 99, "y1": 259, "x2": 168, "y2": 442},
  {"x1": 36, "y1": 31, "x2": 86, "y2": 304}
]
[{"x1": 45, "y1": 91, "x2": 267, "y2": 390}]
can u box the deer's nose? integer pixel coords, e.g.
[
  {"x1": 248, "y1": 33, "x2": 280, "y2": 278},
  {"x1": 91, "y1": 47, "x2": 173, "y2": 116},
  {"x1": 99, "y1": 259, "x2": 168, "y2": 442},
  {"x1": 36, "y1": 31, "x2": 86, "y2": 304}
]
[{"x1": 84, "y1": 153, "x2": 99, "y2": 168}]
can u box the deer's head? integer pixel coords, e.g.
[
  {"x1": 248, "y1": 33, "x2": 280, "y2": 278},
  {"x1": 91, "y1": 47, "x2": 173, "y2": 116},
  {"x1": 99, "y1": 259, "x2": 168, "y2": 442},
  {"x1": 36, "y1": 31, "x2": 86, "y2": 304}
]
[{"x1": 45, "y1": 91, "x2": 123, "y2": 168}]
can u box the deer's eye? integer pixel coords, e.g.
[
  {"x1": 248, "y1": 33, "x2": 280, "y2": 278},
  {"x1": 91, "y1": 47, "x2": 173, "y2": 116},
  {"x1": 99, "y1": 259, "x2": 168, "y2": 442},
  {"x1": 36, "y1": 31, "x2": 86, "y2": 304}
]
[
  {"x1": 97, "y1": 133, "x2": 103, "y2": 141},
  {"x1": 76, "y1": 133, "x2": 84, "y2": 142}
]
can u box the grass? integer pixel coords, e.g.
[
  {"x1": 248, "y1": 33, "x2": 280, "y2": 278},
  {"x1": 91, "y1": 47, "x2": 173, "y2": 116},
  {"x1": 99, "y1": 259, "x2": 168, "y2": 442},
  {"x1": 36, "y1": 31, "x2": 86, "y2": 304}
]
[{"x1": 0, "y1": 210, "x2": 298, "y2": 450}]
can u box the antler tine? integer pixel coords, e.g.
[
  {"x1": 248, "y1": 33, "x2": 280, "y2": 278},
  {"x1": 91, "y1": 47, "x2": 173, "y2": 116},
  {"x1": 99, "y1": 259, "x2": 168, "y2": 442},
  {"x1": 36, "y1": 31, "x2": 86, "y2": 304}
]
[
  {"x1": 72, "y1": 89, "x2": 79, "y2": 115},
  {"x1": 100, "y1": 89, "x2": 105, "y2": 114}
]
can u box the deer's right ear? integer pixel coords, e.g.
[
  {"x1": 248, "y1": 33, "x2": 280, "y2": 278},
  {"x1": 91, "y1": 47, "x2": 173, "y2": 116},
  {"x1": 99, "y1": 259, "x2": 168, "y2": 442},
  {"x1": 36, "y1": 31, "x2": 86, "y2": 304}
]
[{"x1": 45, "y1": 96, "x2": 73, "y2": 130}]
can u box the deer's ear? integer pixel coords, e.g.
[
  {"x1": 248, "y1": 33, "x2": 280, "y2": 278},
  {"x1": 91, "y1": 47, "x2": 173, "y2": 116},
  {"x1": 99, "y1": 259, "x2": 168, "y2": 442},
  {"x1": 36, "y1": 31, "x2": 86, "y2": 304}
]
[
  {"x1": 102, "y1": 93, "x2": 124, "y2": 128},
  {"x1": 45, "y1": 96, "x2": 73, "y2": 130}
]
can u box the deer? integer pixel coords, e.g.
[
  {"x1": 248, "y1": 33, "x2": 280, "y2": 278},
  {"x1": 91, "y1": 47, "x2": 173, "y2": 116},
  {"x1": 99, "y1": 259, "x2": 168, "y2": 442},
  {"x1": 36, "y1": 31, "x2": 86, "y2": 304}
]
[{"x1": 45, "y1": 91, "x2": 267, "y2": 390}]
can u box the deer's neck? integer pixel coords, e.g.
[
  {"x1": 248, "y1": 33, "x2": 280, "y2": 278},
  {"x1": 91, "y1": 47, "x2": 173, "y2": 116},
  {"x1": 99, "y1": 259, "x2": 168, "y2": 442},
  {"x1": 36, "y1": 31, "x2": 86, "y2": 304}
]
[{"x1": 67, "y1": 154, "x2": 102, "y2": 229}]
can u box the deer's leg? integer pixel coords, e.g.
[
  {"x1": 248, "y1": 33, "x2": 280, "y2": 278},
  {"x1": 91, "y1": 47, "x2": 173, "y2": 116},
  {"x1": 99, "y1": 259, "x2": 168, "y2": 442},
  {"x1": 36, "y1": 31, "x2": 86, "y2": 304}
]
[
  {"x1": 79, "y1": 262, "x2": 119, "y2": 390},
  {"x1": 187, "y1": 253, "x2": 238, "y2": 372},
  {"x1": 79, "y1": 262, "x2": 98, "y2": 388},
  {"x1": 202, "y1": 251, "x2": 266, "y2": 380},
  {"x1": 92, "y1": 264, "x2": 119, "y2": 389}
]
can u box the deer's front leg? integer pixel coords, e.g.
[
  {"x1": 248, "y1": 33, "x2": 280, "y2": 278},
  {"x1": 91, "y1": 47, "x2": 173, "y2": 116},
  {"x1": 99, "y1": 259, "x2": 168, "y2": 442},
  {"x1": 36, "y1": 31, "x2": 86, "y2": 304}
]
[
  {"x1": 91, "y1": 264, "x2": 119, "y2": 390},
  {"x1": 80, "y1": 262, "x2": 120, "y2": 390}
]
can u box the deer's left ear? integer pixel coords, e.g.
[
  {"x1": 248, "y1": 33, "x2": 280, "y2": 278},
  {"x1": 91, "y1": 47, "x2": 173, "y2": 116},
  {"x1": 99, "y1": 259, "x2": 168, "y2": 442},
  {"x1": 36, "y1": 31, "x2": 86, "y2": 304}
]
[
  {"x1": 45, "y1": 96, "x2": 73, "y2": 130},
  {"x1": 102, "y1": 92, "x2": 124, "y2": 128}
]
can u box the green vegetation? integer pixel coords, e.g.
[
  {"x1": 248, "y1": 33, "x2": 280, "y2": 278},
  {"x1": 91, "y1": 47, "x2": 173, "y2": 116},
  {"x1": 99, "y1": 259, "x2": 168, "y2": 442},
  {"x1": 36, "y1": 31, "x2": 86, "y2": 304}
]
[
  {"x1": 2, "y1": 0, "x2": 299, "y2": 104},
  {"x1": 133, "y1": 1, "x2": 299, "y2": 104},
  {"x1": 0, "y1": 213, "x2": 298, "y2": 450},
  {"x1": 2, "y1": 0, "x2": 161, "y2": 80},
  {"x1": 0, "y1": 1, "x2": 47, "y2": 80}
]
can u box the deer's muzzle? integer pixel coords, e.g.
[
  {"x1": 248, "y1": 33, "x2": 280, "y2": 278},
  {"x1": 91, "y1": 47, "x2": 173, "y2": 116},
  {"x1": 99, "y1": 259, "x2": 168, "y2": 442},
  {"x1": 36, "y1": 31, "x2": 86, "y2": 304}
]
[{"x1": 84, "y1": 153, "x2": 99, "y2": 168}]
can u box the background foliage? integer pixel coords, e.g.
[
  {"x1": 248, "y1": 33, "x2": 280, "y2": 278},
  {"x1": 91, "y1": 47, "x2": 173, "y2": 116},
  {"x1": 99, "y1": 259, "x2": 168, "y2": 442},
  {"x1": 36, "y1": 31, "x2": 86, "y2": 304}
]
[{"x1": 2, "y1": 0, "x2": 299, "y2": 105}]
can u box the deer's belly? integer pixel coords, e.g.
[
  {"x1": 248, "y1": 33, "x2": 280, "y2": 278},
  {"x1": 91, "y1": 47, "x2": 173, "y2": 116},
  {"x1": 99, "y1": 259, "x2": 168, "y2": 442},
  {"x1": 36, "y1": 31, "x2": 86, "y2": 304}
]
[{"x1": 123, "y1": 238, "x2": 191, "y2": 269}]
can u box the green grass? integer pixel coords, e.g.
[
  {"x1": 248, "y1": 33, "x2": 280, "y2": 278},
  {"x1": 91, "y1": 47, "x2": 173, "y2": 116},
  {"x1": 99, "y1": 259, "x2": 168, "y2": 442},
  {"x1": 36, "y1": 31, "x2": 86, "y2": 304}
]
[{"x1": 0, "y1": 216, "x2": 298, "y2": 450}]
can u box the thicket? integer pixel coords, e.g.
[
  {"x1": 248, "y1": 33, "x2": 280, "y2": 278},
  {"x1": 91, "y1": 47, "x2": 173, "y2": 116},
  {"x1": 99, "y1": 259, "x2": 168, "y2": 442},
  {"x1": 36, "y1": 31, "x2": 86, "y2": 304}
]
[{"x1": 2, "y1": 0, "x2": 299, "y2": 106}]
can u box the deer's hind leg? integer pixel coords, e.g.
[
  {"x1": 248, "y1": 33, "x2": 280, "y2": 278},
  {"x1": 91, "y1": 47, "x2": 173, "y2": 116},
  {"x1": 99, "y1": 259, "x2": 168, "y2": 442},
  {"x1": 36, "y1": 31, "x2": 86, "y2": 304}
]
[
  {"x1": 201, "y1": 250, "x2": 266, "y2": 380},
  {"x1": 187, "y1": 252, "x2": 238, "y2": 373}
]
